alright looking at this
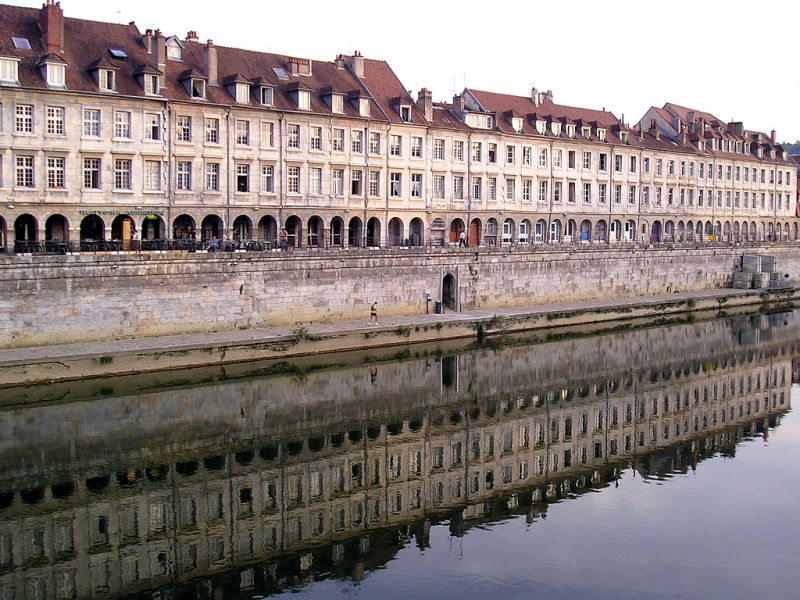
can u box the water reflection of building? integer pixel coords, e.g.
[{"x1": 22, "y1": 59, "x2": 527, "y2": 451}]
[{"x1": 0, "y1": 315, "x2": 796, "y2": 599}]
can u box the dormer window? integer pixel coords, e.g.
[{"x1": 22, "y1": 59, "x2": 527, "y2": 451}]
[
  {"x1": 359, "y1": 98, "x2": 370, "y2": 117},
  {"x1": 0, "y1": 57, "x2": 20, "y2": 85},
  {"x1": 191, "y1": 78, "x2": 205, "y2": 99},
  {"x1": 698, "y1": 140, "x2": 705, "y2": 151},
  {"x1": 39, "y1": 56, "x2": 66, "y2": 88},
  {"x1": 758, "y1": 148, "x2": 764, "y2": 159},
  {"x1": 744, "y1": 143, "x2": 750, "y2": 154},
  {"x1": 770, "y1": 149, "x2": 776, "y2": 160},
  {"x1": 99, "y1": 69, "x2": 115, "y2": 92},
  {"x1": 620, "y1": 131, "x2": 629, "y2": 144},
  {"x1": 566, "y1": 124, "x2": 575, "y2": 138},
  {"x1": 235, "y1": 82, "x2": 249, "y2": 104},
  {"x1": 145, "y1": 74, "x2": 159, "y2": 95},
  {"x1": 259, "y1": 86, "x2": 273, "y2": 106},
  {"x1": 783, "y1": 150, "x2": 788, "y2": 160},
  {"x1": 332, "y1": 94, "x2": 343, "y2": 114},
  {"x1": 400, "y1": 105, "x2": 412, "y2": 123},
  {"x1": 512, "y1": 117, "x2": 523, "y2": 133},
  {"x1": 582, "y1": 126, "x2": 591, "y2": 138},
  {"x1": 166, "y1": 37, "x2": 183, "y2": 61},
  {"x1": 298, "y1": 90, "x2": 310, "y2": 110},
  {"x1": 551, "y1": 122, "x2": 561, "y2": 136},
  {"x1": 536, "y1": 120, "x2": 546, "y2": 135}
]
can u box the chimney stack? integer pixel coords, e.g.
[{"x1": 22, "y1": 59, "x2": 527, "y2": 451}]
[
  {"x1": 186, "y1": 30, "x2": 198, "y2": 42},
  {"x1": 205, "y1": 40, "x2": 217, "y2": 86},
  {"x1": 531, "y1": 87, "x2": 539, "y2": 107},
  {"x1": 151, "y1": 29, "x2": 166, "y2": 71},
  {"x1": 40, "y1": 0, "x2": 64, "y2": 54},
  {"x1": 771, "y1": 129, "x2": 776, "y2": 144},
  {"x1": 417, "y1": 88, "x2": 433, "y2": 121},
  {"x1": 345, "y1": 50, "x2": 364, "y2": 79},
  {"x1": 452, "y1": 94, "x2": 464, "y2": 118},
  {"x1": 144, "y1": 29, "x2": 153, "y2": 54},
  {"x1": 335, "y1": 54, "x2": 345, "y2": 69}
]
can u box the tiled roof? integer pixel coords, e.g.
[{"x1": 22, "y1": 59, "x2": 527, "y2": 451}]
[{"x1": 361, "y1": 58, "x2": 428, "y2": 126}]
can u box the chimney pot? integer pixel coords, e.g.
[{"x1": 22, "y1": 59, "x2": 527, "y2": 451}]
[
  {"x1": 417, "y1": 88, "x2": 433, "y2": 121},
  {"x1": 771, "y1": 129, "x2": 776, "y2": 144},
  {"x1": 40, "y1": 0, "x2": 65, "y2": 53}
]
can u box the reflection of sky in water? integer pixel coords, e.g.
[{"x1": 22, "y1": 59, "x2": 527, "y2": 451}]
[{"x1": 287, "y1": 390, "x2": 800, "y2": 600}]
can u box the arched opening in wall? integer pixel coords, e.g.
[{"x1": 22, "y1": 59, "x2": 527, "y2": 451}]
[
  {"x1": 784, "y1": 223, "x2": 790, "y2": 241},
  {"x1": 694, "y1": 221, "x2": 702, "y2": 241},
  {"x1": 565, "y1": 219, "x2": 576, "y2": 243},
  {"x1": 306, "y1": 215, "x2": 324, "y2": 247},
  {"x1": 686, "y1": 220, "x2": 694, "y2": 242},
  {"x1": 468, "y1": 218, "x2": 480, "y2": 247},
  {"x1": 664, "y1": 220, "x2": 675, "y2": 241},
  {"x1": 676, "y1": 221, "x2": 685, "y2": 242},
  {"x1": 794, "y1": 223, "x2": 798, "y2": 241},
  {"x1": 625, "y1": 220, "x2": 636, "y2": 242},
  {"x1": 610, "y1": 219, "x2": 622, "y2": 242},
  {"x1": 329, "y1": 217, "x2": 345, "y2": 247},
  {"x1": 80, "y1": 215, "x2": 105, "y2": 241},
  {"x1": 482, "y1": 218, "x2": 496, "y2": 246},
  {"x1": 502, "y1": 218, "x2": 515, "y2": 244},
  {"x1": 141, "y1": 215, "x2": 165, "y2": 240},
  {"x1": 14, "y1": 214, "x2": 38, "y2": 251},
  {"x1": 651, "y1": 221, "x2": 662, "y2": 242},
  {"x1": 640, "y1": 221, "x2": 649, "y2": 243},
  {"x1": 775, "y1": 222, "x2": 783, "y2": 241},
  {"x1": 549, "y1": 219, "x2": 561, "y2": 243},
  {"x1": 705, "y1": 221, "x2": 713, "y2": 241},
  {"x1": 388, "y1": 217, "x2": 404, "y2": 247},
  {"x1": 201, "y1": 214, "x2": 223, "y2": 241},
  {"x1": 0, "y1": 216, "x2": 6, "y2": 252},
  {"x1": 767, "y1": 222, "x2": 775, "y2": 241},
  {"x1": 410, "y1": 217, "x2": 425, "y2": 247},
  {"x1": 45, "y1": 214, "x2": 68, "y2": 243},
  {"x1": 232, "y1": 215, "x2": 252, "y2": 241},
  {"x1": 285, "y1": 215, "x2": 302, "y2": 248},
  {"x1": 442, "y1": 273, "x2": 456, "y2": 311},
  {"x1": 733, "y1": 221, "x2": 740, "y2": 242},
  {"x1": 750, "y1": 221, "x2": 757, "y2": 241},
  {"x1": 519, "y1": 219, "x2": 531, "y2": 244},
  {"x1": 111, "y1": 215, "x2": 135, "y2": 249},
  {"x1": 348, "y1": 217, "x2": 363, "y2": 247},
  {"x1": 258, "y1": 215, "x2": 278, "y2": 245},
  {"x1": 366, "y1": 217, "x2": 381, "y2": 247},
  {"x1": 580, "y1": 219, "x2": 592, "y2": 242},
  {"x1": 449, "y1": 218, "x2": 464, "y2": 244},
  {"x1": 723, "y1": 221, "x2": 731, "y2": 242},
  {"x1": 714, "y1": 221, "x2": 722, "y2": 241},
  {"x1": 534, "y1": 219, "x2": 547, "y2": 244},
  {"x1": 173, "y1": 214, "x2": 196, "y2": 239},
  {"x1": 595, "y1": 219, "x2": 607, "y2": 243}
]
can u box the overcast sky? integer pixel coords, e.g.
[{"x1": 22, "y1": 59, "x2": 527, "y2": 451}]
[{"x1": 16, "y1": 0, "x2": 800, "y2": 142}]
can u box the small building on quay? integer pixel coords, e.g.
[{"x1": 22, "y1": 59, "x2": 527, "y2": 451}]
[{"x1": 0, "y1": 1, "x2": 796, "y2": 253}]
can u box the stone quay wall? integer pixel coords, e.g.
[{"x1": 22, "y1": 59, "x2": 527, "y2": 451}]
[{"x1": 0, "y1": 245, "x2": 798, "y2": 348}]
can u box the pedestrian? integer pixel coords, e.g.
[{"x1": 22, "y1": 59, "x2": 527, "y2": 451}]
[
  {"x1": 279, "y1": 227, "x2": 289, "y2": 251},
  {"x1": 132, "y1": 228, "x2": 140, "y2": 254},
  {"x1": 369, "y1": 301, "x2": 378, "y2": 326},
  {"x1": 458, "y1": 230, "x2": 466, "y2": 247}
]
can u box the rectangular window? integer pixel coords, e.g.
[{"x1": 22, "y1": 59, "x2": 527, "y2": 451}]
[
  {"x1": 454, "y1": 140, "x2": 464, "y2": 161},
  {"x1": 332, "y1": 169, "x2": 344, "y2": 195},
  {"x1": 176, "y1": 161, "x2": 191, "y2": 190},
  {"x1": 472, "y1": 176, "x2": 482, "y2": 199},
  {"x1": 309, "y1": 126, "x2": 322, "y2": 150},
  {"x1": 15, "y1": 104, "x2": 33, "y2": 133},
  {"x1": 472, "y1": 142, "x2": 482, "y2": 162},
  {"x1": 630, "y1": 156, "x2": 637, "y2": 173},
  {"x1": 433, "y1": 175, "x2": 445, "y2": 199},
  {"x1": 411, "y1": 136, "x2": 423, "y2": 158},
  {"x1": 310, "y1": 167, "x2": 322, "y2": 194},
  {"x1": 370, "y1": 132, "x2": 381, "y2": 155},
  {"x1": 433, "y1": 138, "x2": 445, "y2": 160},
  {"x1": 599, "y1": 153, "x2": 607, "y2": 171},
  {"x1": 144, "y1": 113, "x2": 161, "y2": 141},
  {"x1": 523, "y1": 146, "x2": 532, "y2": 166},
  {"x1": 643, "y1": 157, "x2": 650, "y2": 173},
  {"x1": 453, "y1": 176, "x2": 464, "y2": 199},
  {"x1": 144, "y1": 160, "x2": 162, "y2": 191},
  {"x1": 176, "y1": 115, "x2": 191, "y2": 142},
  {"x1": 237, "y1": 163, "x2": 250, "y2": 192},
  {"x1": 46, "y1": 106, "x2": 65, "y2": 135},
  {"x1": 538, "y1": 180, "x2": 548, "y2": 202},
  {"x1": 488, "y1": 143, "x2": 497, "y2": 163},
  {"x1": 523, "y1": 179, "x2": 532, "y2": 202},
  {"x1": 411, "y1": 173, "x2": 422, "y2": 197},
  {"x1": 614, "y1": 184, "x2": 622, "y2": 204},
  {"x1": 113, "y1": 158, "x2": 131, "y2": 190},
  {"x1": 234, "y1": 120, "x2": 249, "y2": 145},
  {"x1": 261, "y1": 122, "x2": 274, "y2": 147},
  {"x1": 205, "y1": 118, "x2": 219, "y2": 143},
  {"x1": 390, "y1": 134, "x2": 402, "y2": 157},
  {"x1": 553, "y1": 181, "x2": 562, "y2": 203},
  {"x1": 351, "y1": 169, "x2": 363, "y2": 195},
  {"x1": 83, "y1": 157, "x2": 100, "y2": 189},
  {"x1": 369, "y1": 171, "x2": 381, "y2": 196},
  {"x1": 352, "y1": 130, "x2": 363, "y2": 153},
  {"x1": 260, "y1": 165, "x2": 274, "y2": 192},
  {"x1": 488, "y1": 177, "x2": 496, "y2": 200},
  {"x1": 629, "y1": 185, "x2": 636, "y2": 204},
  {"x1": 506, "y1": 178, "x2": 515, "y2": 201},
  {"x1": 15, "y1": 155, "x2": 34, "y2": 187},
  {"x1": 568, "y1": 150, "x2": 576, "y2": 169},
  {"x1": 599, "y1": 183, "x2": 607, "y2": 203},
  {"x1": 390, "y1": 172, "x2": 401, "y2": 197},
  {"x1": 287, "y1": 166, "x2": 300, "y2": 193},
  {"x1": 656, "y1": 187, "x2": 662, "y2": 205},
  {"x1": 614, "y1": 154, "x2": 622, "y2": 172},
  {"x1": 287, "y1": 124, "x2": 299, "y2": 148},
  {"x1": 568, "y1": 181, "x2": 575, "y2": 202},
  {"x1": 656, "y1": 159, "x2": 663, "y2": 176},
  {"x1": 583, "y1": 151, "x2": 591, "y2": 169},
  {"x1": 583, "y1": 182, "x2": 591, "y2": 202},
  {"x1": 539, "y1": 148, "x2": 548, "y2": 167},
  {"x1": 83, "y1": 109, "x2": 100, "y2": 137},
  {"x1": 554, "y1": 149, "x2": 562, "y2": 168},
  {"x1": 205, "y1": 162, "x2": 220, "y2": 191},
  {"x1": 643, "y1": 186, "x2": 650, "y2": 204},
  {"x1": 144, "y1": 74, "x2": 159, "y2": 95}
]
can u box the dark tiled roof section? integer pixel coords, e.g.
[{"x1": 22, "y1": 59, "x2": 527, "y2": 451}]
[
  {"x1": 361, "y1": 58, "x2": 428, "y2": 125},
  {"x1": 430, "y1": 103, "x2": 470, "y2": 131}
]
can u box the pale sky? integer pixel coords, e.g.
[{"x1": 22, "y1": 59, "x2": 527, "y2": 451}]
[{"x1": 14, "y1": 0, "x2": 800, "y2": 142}]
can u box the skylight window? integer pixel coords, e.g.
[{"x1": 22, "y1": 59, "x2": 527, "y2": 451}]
[
  {"x1": 12, "y1": 37, "x2": 30, "y2": 50},
  {"x1": 273, "y1": 67, "x2": 288, "y2": 80},
  {"x1": 108, "y1": 48, "x2": 128, "y2": 60}
]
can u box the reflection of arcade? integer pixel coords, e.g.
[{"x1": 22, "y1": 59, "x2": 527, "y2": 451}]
[{"x1": 0, "y1": 323, "x2": 796, "y2": 599}]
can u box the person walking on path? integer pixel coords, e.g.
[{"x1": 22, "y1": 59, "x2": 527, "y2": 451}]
[{"x1": 369, "y1": 302, "x2": 378, "y2": 326}]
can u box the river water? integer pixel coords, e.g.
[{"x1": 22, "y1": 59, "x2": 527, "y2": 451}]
[{"x1": 1, "y1": 310, "x2": 799, "y2": 599}]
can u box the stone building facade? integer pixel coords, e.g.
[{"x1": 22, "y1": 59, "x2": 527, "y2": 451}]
[{"x1": 0, "y1": 1, "x2": 796, "y2": 252}]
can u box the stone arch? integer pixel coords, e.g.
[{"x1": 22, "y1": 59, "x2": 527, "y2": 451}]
[
  {"x1": 467, "y1": 218, "x2": 480, "y2": 247},
  {"x1": 595, "y1": 219, "x2": 607, "y2": 242},
  {"x1": 733, "y1": 221, "x2": 741, "y2": 242},
  {"x1": 758, "y1": 222, "x2": 765, "y2": 241},
  {"x1": 442, "y1": 273, "x2": 457, "y2": 311},
  {"x1": 173, "y1": 214, "x2": 196, "y2": 239},
  {"x1": 201, "y1": 214, "x2": 223, "y2": 241},
  {"x1": 111, "y1": 214, "x2": 136, "y2": 246},
  {"x1": 486, "y1": 218, "x2": 499, "y2": 246},
  {"x1": 651, "y1": 220, "x2": 662, "y2": 242},
  {"x1": 410, "y1": 217, "x2": 425, "y2": 247},
  {"x1": 449, "y1": 218, "x2": 464, "y2": 244},
  {"x1": 767, "y1": 222, "x2": 775, "y2": 241},
  {"x1": 306, "y1": 215, "x2": 324, "y2": 247},
  {"x1": 348, "y1": 217, "x2": 363, "y2": 247},
  {"x1": 519, "y1": 219, "x2": 532, "y2": 244},
  {"x1": 45, "y1": 214, "x2": 69, "y2": 242},
  {"x1": 258, "y1": 215, "x2": 278, "y2": 244},
  {"x1": 794, "y1": 223, "x2": 798, "y2": 241},
  {"x1": 785, "y1": 222, "x2": 790, "y2": 241},
  {"x1": 676, "y1": 220, "x2": 685, "y2": 242},
  {"x1": 535, "y1": 218, "x2": 547, "y2": 243},
  {"x1": 366, "y1": 217, "x2": 381, "y2": 247},
  {"x1": 609, "y1": 219, "x2": 622, "y2": 242},
  {"x1": 549, "y1": 218, "x2": 561, "y2": 242},
  {"x1": 141, "y1": 215, "x2": 165, "y2": 240},
  {"x1": 686, "y1": 220, "x2": 694, "y2": 242},
  {"x1": 14, "y1": 214, "x2": 38, "y2": 246},
  {"x1": 232, "y1": 215, "x2": 252, "y2": 241},
  {"x1": 664, "y1": 220, "x2": 675, "y2": 241},
  {"x1": 0, "y1": 216, "x2": 6, "y2": 252},
  {"x1": 285, "y1": 215, "x2": 303, "y2": 248},
  {"x1": 388, "y1": 217, "x2": 404, "y2": 247},
  {"x1": 329, "y1": 216, "x2": 345, "y2": 247},
  {"x1": 750, "y1": 221, "x2": 757, "y2": 241},
  {"x1": 566, "y1": 219, "x2": 577, "y2": 242},
  {"x1": 723, "y1": 221, "x2": 731, "y2": 242},
  {"x1": 502, "y1": 218, "x2": 515, "y2": 244},
  {"x1": 580, "y1": 219, "x2": 592, "y2": 242}
]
